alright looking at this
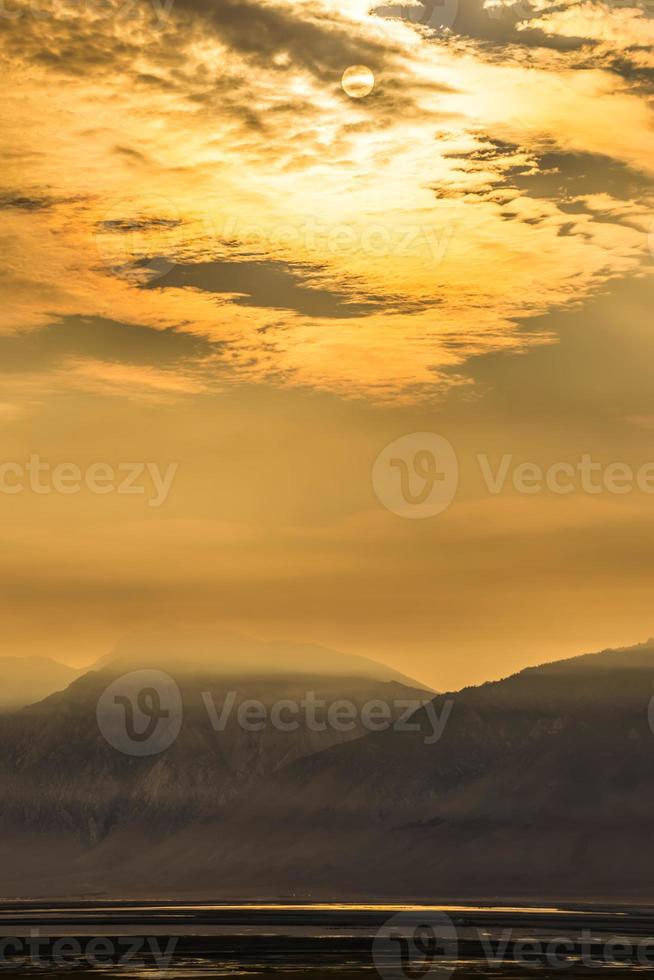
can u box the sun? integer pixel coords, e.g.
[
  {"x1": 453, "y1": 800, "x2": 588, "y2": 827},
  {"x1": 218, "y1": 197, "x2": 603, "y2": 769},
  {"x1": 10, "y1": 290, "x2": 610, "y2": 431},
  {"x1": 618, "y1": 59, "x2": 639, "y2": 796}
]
[{"x1": 341, "y1": 65, "x2": 375, "y2": 99}]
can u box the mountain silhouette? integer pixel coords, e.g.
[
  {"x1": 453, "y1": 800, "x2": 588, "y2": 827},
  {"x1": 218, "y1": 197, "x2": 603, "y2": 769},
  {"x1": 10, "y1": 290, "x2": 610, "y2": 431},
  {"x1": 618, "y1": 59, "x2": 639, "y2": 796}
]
[
  {"x1": 2, "y1": 637, "x2": 654, "y2": 900},
  {"x1": 0, "y1": 656, "x2": 81, "y2": 710}
]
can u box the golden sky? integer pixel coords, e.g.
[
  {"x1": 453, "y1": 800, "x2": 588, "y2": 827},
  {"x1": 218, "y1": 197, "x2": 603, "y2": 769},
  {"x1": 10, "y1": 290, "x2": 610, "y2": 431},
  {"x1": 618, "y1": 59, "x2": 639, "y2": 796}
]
[{"x1": 1, "y1": 0, "x2": 654, "y2": 689}]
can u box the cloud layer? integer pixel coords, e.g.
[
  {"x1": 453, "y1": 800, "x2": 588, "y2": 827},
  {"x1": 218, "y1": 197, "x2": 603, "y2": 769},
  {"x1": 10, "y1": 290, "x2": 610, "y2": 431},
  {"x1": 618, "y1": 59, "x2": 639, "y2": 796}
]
[{"x1": 1, "y1": 0, "x2": 653, "y2": 399}]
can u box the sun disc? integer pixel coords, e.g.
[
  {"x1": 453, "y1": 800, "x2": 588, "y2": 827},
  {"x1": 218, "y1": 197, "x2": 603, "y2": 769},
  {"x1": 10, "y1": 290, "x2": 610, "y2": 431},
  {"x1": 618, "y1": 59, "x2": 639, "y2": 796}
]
[{"x1": 341, "y1": 65, "x2": 375, "y2": 99}]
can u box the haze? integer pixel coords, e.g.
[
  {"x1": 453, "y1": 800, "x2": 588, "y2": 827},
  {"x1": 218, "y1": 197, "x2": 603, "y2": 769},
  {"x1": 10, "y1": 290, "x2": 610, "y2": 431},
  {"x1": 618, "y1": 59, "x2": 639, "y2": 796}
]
[{"x1": 1, "y1": 0, "x2": 654, "y2": 691}]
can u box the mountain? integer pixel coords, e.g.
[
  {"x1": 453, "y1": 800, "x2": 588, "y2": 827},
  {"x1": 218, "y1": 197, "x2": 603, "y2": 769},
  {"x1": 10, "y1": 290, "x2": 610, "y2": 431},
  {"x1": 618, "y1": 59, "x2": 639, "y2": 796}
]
[
  {"x1": 2, "y1": 637, "x2": 654, "y2": 900},
  {"x1": 203, "y1": 636, "x2": 654, "y2": 900},
  {"x1": 91, "y1": 627, "x2": 429, "y2": 688},
  {"x1": 0, "y1": 656, "x2": 81, "y2": 710},
  {"x1": 0, "y1": 626, "x2": 429, "y2": 714},
  {"x1": 0, "y1": 630, "x2": 432, "y2": 897}
]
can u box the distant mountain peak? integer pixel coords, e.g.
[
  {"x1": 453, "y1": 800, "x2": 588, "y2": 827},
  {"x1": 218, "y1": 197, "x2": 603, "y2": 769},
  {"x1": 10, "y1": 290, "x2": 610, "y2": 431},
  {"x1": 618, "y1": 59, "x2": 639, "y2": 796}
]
[
  {"x1": 91, "y1": 626, "x2": 431, "y2": 690},
  {"x1": 0, "y1": 656, "x2": 80, "y2": 710}
]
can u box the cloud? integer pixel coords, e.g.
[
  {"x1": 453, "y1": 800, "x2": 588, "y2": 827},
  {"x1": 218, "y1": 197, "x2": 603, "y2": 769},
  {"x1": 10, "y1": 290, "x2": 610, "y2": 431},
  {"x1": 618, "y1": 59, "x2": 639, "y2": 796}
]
[
  {"x1": 0, "y1": 316, "x2": 214, "y2": 373},
  {"x1": 1, "y1": 0, "x2": 653, "y2": 400},
  {"x1": 170, "y1": 0, "x2": 404, "y2": 81},
  {"x1": 0, "y1": 191, "x2": 54, "y2": 211},
  {"x1": 142, "y1": 258, "x2": 397, "y2": 318}
]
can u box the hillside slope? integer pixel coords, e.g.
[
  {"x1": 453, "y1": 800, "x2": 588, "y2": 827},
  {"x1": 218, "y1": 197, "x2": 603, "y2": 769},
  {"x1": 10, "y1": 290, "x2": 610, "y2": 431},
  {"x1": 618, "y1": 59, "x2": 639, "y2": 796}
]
[
  {"x1": 0, "y1": 656, "x2": 81, "y2": 710},
  {"x1": 3, "y1": 638, "x2": 654, "y2": 900}
]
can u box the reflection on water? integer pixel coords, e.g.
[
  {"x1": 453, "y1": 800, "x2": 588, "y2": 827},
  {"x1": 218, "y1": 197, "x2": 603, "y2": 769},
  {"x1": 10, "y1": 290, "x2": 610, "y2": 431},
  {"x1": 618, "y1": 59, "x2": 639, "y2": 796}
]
[{"x1": 0, "y1": 903, "x2": 652, "y2": 979}]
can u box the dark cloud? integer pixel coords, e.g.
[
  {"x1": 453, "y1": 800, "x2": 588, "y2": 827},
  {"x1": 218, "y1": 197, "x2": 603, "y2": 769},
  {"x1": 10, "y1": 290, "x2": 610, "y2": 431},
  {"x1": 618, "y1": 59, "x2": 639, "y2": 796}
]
[
  {"x1": 113, "y1": 145, "x2": 149, "y2": 162},
  {"x1": 0, "y1": 5, "x2": 148, "y2": 79},
  {"x1": 0, "y1": 315, "x2": 214, "y2": 373},
  {"x1": 141, "y1": 258, "x2": 395, "y2": 318},
  {"x1": 433, "y1": 143, "x2": 654, "y2": 233},
  {"x1": 376, "y1": 0, "x2": 589, "y2": 48},
  {"x1": 0, "y1": 191, "x2": 53, "y2": 211},
  {"x1": 602, "y1": 54, "x2": 654, "y2": 89},
  {"x1": 446, "y1": 273, "x2": 654, "y2": 420},
  {"x1": 510, "y1": 151, "x2": 654, "y2": 201},
  {"x1": 455, "y1": 3, "x2": 654, "y2": 87},
  {"x1": 173, "y1": 0, "x2": 401, "y2": 81},
  {"x1": 376, "y1": 0, "x2": 654, "y2": 91},
  {"x1": 97, "y1": 217, "x2": 182, "y2": 232}
]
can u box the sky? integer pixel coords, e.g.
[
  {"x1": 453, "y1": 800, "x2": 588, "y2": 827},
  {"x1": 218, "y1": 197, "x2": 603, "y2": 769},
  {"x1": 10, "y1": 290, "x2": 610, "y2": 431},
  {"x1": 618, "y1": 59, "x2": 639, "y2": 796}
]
[{"x1": 1, "y1": 0, "x2": 654, "y2": 691}]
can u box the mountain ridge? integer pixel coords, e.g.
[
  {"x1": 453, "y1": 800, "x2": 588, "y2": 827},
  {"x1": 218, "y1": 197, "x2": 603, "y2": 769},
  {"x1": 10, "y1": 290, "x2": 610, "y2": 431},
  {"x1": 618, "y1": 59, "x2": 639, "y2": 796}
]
[
  {"x1": 0, "y1": 656, "x2": 82, "y2": 711},
  {"x1": 2, "y1": 637, "x2": 654, "y2": 899}
]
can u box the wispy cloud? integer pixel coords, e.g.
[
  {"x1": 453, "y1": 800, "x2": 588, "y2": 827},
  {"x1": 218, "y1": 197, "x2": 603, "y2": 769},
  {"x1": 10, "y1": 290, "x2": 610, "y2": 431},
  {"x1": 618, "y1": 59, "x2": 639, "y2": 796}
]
[{"x1": 0, "y1": 0, "x2": 652, "y2": 399}]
